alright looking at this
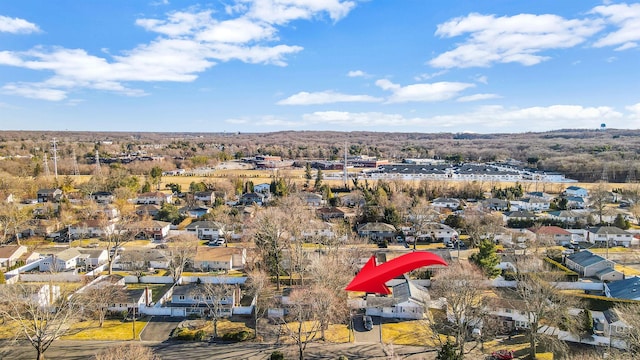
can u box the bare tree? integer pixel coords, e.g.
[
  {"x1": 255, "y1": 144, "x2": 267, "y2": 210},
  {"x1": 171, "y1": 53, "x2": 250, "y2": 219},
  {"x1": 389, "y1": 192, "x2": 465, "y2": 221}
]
[
  {"x1": 250, "y1": 208, "x2": 291, "y2": 291},
  {"x1": 0, "y1": 202, "x2": 31, "y2": 245},
  {"x1": 78, "y1": 282, "x2": 127, "y2": 327},
  {"x1": 196, "y1": 281, "x2": 234, "y2": 339},
  {"x1": 590, "y1": 181, "x2": 611, "y2": 224},
  {"x1": 104, "y1": 215, "x2": 137, "y2": 275},
  {"x1": 430, "y1": 262, "x2": 488, "y2": 358},
  {"x1": 282, "y1": 288, "x2": 322, "y2": 360},
  {"x1": 307, "y1": 255, "x2": 351, "y2": 340},
  {"x1": 166, "y1": 234, "x2": 199, "y2": 283},
  {"x1": 511, "y1": 257, "x2": 574, "y2": 359},
  {"x1": 93, "y1": 343, "x2": 160, "y2": 360},
  {"x1": 247, "y1": 268, "x2": 272, "y2": 339},
  {"x1": 0, "y1": 283, "x2": 81, "y2": 360},
  {"x1": 612, "y1": 303, "x2": 640, "y2": 355},
  {"x1": 461, "y1": 207, "x2": 503, "y2": 248}
]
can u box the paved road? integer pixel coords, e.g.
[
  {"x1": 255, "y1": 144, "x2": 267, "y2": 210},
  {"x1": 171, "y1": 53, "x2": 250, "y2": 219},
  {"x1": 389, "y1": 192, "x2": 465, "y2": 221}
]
[
  {"x1": 140, "y1": 317, "x2": 181, "y2": 341},
  {"x1": 4, "y1": 340, "x2": 437, "y2": 360}
]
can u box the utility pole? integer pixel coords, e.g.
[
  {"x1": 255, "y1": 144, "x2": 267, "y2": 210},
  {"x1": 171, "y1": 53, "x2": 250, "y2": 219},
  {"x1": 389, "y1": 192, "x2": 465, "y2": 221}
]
[
  {"x1": 72, "y1": 149, "x2": 80, "y2": 176},
  {"x1": 43, "y1": 152, "x2": 50, "y2": 177},
  {"x1": 95, "y1": 149, "x2": 102, "y2": 176}
]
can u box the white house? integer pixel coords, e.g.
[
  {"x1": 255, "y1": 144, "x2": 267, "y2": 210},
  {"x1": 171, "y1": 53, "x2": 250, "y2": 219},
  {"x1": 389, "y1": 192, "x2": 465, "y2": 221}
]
[
  {"x1": 565, "y1": 250, "x2": 615, "y2": 278},
  {"x1": 253, "y1": 183, "x2": 271, "y2": 194},
  {"x1": 586, "y1": 226, "x2": 635, "y2": 247},
  {"x1": 134, "y1": 192, "x2": 173, "y2": 205},
  {"x1": 91, "y1": 191, "x2": 114, "y2": 204},
  {"x1": 564, "y1": 186, "x2": 589, "y2": 198},
  {"x1": 510, "y1": 198, "x2": 550, "y2": 212},
  {"x1": 364, "y1": 280, "x2": 430, "y2": 320},
  {"x1": 0, "y1": 245, "x2": 28, "y2": 269},
  {"x1": 39, "y1": 248, "x2": 82, "y2": 272},
  {"x1": 69, "y1": 220, "x2": 115, "y2": 239},
  {"x1": 77, "y1": 249, "x2": 109, "y2": 268},
  {"x1": 193, "y1": 191, "x2": 215, "y2": 205},
  {"x1": 170, "y1": 283, "x2": 237, "y2": 317},
  {"x1": 431, "y1": 198, "x2": 461, "y2": 209},
  {"x1": 186, "y1": 221, "x2": 225, "y2": 241}
]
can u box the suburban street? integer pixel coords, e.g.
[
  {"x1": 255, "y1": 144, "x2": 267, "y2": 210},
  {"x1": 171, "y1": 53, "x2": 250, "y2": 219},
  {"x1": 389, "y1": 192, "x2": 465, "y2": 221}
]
[{"x1": 2, "y1": 340, "x2": 438, "y2": 360}]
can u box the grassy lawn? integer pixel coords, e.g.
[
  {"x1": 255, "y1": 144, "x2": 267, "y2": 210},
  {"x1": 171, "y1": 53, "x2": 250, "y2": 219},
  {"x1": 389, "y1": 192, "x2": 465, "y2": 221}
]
[
  {"x1": 62, "y1": 318, "x2": 148, "y2": 340},
  {"x1": 276, "y1": 321, "x2": 349, "y2": 343},
  {"x1": 381, "y1": 320, "x2": 442, "y2": 347},
  {"x1": 615, "y1": 264, "x2": 640, "y2": 276},
  {"x1": 590, "y1": 247, "x2": 632, "y2": 254},
  {"x1": 483, "y1": 334, "x2": 530, "y2": 358},
  {"x1": 126, "y1": 283, "x2": 172, "y2": 303}
]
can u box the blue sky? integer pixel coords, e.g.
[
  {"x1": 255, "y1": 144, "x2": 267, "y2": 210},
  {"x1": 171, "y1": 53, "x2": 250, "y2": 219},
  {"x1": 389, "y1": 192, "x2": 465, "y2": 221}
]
[{"x1": 0, "y1": 0, "x2": 639, "y2": 133}]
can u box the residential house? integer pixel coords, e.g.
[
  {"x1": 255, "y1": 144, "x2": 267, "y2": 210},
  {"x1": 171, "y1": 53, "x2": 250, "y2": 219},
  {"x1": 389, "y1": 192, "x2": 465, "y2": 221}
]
[
  {"x1": 30, "y1": 219, "x2": 62, "y2": 237},
  {"x1": 193, "y1": 191, "x2": 215, "y2": 205},
  {"x1": 364, "y1": 280, "x2": 430, "y2": 320},
  {"x1": 193, "y1": 247, "x2": 247, "y2": 271},
  {"x1": 565, "y1": 196, "x2": 587, "y2": 209},
  {"x1": 135, "y1": 204, "x2": 160, "y2": 217},
  {"x1": 69, "y1": 219, "x2": 115, "y2": 239},
  {"x1": 124, "y1": 220, "x2": 171, "y2": 240},
  {"x1": 408, "y1": 223, "x2": 459, "y2": 244},
  {"x1": 565, "y1": 250, "x2": 615, "y2": 278},
  {"x1": 357, "y1": 222, "x2": 396, "y2": 242},
  {"x1": 178, "y1": 205, "x2": 211, "y2": 218},
  {"x1": 564, "y1": 186, "x2": 589, "y2": 198},
  {"x1": 77, "y1": 249, "x2": 109, "y2": 268},
  {"x1": 604, "y1": 276, "x2": 640, "y2": 301},
  {"x1": 547, "y1": 210, "x2": 589, "y2": 225},
  {"x1": 599, "y1": 208, "x2": 634, "y2": 224},
  {"x1": 91, "y1": 191, "x2": 114, "y2": 204},
  {"x1": 487, "y1": 297, "x2": 532, "y2": 332},
  {"x1": 299, "y1": 192, "x2": 325, "y2": 207},
  {"x1": 316, "y1": 206, "x2": 356, "y2": 221},
  {"x1": 20, "y1": 250, "x2": 41, "y2": 264},
  {"x1": 431, "y1": 197, "x2": 461, "y2": 209},
  {"x1": 602, "y1": 308, "x2": 632, "y2": 340},
  {"x1": 526, "y1": 192, "x2": 554, "y2": 201},
  {"x1": 586, "y1": 226, "x2": 635, "y2": 247},
  {"x1": 340, "y1": 193, "x2": 365, "y2": 207},
  {"x1": 134, "y1": 192, "x2": 172, "y2": 205},
  {"x1": 253, "y1": 183, "x2": 271, "y2": 194},
  {"x1": 502, "y1": 210, "x2": 537, "y2": 223},
  {"x1": 108, "y1": 287, "x2": 153, "y2": 316},
  {"x1": 510, "y1": 197, "x2": 550, "y2": 212},
  {"x1": 239, "y1": 192, "x2": 266, "y2": 206},
  {"x1": 0, "y1": 245, "x2": 28, "y2": 269},
  {"x1": 170, "y1": 283, "x2": 238, "y2": 317},
  {"x1": 595, "y1": 267, "x2": 624, "y2": 282},
  {"x1": 37, "y1": 188, "x2": 63, "y2": 203},
  {"x1": 482, "y1": 198, "x2": 510, "y2": 211},
  {"x1": 39, "y1": 248, "x2": 82, "y2": 272},
  {"x1": 116, "y1": 249, "x2": 169, "y2": 270},
  {"x1": 186, "y1": 221, "x2": 225, "y2": 241},
  {"x1": 528, "y1": 226, "x2": 572, "y2": 245}
]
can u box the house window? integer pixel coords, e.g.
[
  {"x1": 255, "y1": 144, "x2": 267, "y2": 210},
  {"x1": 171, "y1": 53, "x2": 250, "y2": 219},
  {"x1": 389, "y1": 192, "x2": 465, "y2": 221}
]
[
  {"x1": 505, "y1": 309, "x2": 512, "y2": 313},
  {"x1": 178, "y1": 295, "x2": 185, "y2": 300}
]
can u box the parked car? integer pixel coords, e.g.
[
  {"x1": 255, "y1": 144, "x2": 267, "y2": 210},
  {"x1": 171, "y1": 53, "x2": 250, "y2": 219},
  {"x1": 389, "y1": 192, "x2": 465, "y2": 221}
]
[{"x1": 363, "y1": 316, "x2": 373, "y2": 331}]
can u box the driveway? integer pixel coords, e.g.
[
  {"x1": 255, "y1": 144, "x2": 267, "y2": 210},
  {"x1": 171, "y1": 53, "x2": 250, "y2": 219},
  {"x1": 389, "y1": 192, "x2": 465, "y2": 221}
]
[
  {"x1": 140, "y1": 316, "x2": 182, "y2": 341},
  {"x1": 353, "y1": 315, "x2": 381, "y2": 343}
]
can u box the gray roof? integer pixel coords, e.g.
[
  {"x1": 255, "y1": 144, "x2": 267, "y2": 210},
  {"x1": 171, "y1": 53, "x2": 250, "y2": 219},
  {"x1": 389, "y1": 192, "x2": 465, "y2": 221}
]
[
  {"x1": 587, "y1": 226, "x2": 630, "y2": 235},
  {"x1": 595, "y1": 267, "x2": 618, "y2": 277},
  {"x1": 186, "y1": 221, "x2": 224, "y2": 230},
  {"x1": 55, "y1": 248, "x2": 82, "y2": 261},
  {"x1": 566, "y1": 250, "x2": 608, "y2": 267},
  {"x1": 358, "y1": 222, "x2": 396, "y2": 232},
  {"x1": 606, "y1": 276, "x2": 640, "y2": 300},
  {"x1": 503, "y1": 211, "x2": 536, "y2": 218}
]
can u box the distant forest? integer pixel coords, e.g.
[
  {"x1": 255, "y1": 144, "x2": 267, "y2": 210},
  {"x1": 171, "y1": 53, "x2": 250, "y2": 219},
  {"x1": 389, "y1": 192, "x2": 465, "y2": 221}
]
[{"x1": 1, "y1": 129, "x2": 639, "y2": 183}]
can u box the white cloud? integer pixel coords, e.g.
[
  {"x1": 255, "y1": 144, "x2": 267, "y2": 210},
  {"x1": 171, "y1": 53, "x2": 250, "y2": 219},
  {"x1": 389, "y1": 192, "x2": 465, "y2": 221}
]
[
  {"x1": 592, "y1": 3, "x2": 640, "y2": 49},
  {"x1": 614, "y1": 42, "x2": 637, "y2": 51},
  {"x1": 277, "y1": 90, "x2": 382, "y2": 105},
  {"x1": 473, "y1": 75, "x2": 488, "y2": 84},
  {"x1": 375, "y1": 79, "x2": 475, "y2": 103},
  {"x1": 243, "y1": 0, "x2": 356, "y2": 25},
  {"x1": 627, "y1": 103, "x2": 640, "y2": 119},
  {"x1": 430, "y1": 13, "x2": 603, "y2": 68},
  {"x1": 0, "y1": 2, "x2": 357, "y2": 101},
  {"x1": 456, "y1": 93, "x2": 501, "y2": 102},
  {"x1": 347, "y1": 70, "x2": 367, "y2": 77},
  {"x1": 298, "y1": 105, "x2": 623, "y2": 131},
  {"x1": 414, "y1": 70, "x2": 448, "y2": 81},
  {"x1": 2, "y1": 83, "x2": 67, "y2": 101},
  {"x1": 0, "y1": 15, "x2": 40, "y2": 34}
]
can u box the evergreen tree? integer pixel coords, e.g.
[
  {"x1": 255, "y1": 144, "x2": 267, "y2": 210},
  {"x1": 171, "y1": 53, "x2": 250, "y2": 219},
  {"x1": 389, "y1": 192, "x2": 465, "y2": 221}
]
[
  {"x1": 469, "y1": 239, "x2": 501, "y2": 278},
  {"x1": 436, "y1": 339, "x2": 462, "y2": 360},
  {"x1": 314, "y1": 168, "x2": 323, "y2": 189},
  {"x1": 304, "y1": 163, "x2": 312, "y2": 184}
]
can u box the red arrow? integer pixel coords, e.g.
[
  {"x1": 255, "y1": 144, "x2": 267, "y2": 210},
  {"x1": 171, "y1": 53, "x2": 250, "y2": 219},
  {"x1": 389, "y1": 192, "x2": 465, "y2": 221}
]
[{"x1": 345, "y1": 251, "x2": 448, "y2": 295}]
